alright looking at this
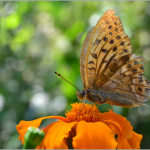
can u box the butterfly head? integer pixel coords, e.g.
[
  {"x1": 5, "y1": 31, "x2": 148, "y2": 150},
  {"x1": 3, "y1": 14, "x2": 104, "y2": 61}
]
[{"x1": 76, "y1": 90, "x2": 87, "y2": 101}]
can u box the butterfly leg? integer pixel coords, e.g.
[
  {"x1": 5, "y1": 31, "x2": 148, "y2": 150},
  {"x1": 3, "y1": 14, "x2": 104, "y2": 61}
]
[
  {"x1": 99, "y1": 94, "x2": 107, "y2": 104},
  {"x1": 106, "y1": 98, "x2": 114, "y2": 112},
  {"x1": 110, "y1": 103, "x2": 114, "y2": 112},
  {"x1": 78, "y1": 98, "x2": 82, "y2": 103},
  {"x1": 99, "y1": 96, "x2": 114, "y2": 111}
]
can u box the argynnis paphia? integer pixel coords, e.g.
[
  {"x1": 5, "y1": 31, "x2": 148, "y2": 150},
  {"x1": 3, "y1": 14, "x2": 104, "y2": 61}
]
[{"x1": 76, "y1": 9, "x2": 150, "y2": 108}]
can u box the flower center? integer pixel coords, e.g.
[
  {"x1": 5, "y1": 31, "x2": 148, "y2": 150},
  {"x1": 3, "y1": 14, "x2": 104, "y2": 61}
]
[{"x1": 65, "y1": 103, "x2": 102, "y2": 122}]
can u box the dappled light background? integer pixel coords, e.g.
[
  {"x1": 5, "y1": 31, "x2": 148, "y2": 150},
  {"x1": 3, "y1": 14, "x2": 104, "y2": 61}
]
[{"x1": 0, "y1": 1, "x2": 150, "y2": 148}]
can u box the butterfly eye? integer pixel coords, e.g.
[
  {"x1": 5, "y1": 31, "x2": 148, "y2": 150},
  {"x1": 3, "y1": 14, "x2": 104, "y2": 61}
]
[{"x1": 87, "y1": 89, "x2": 90, "y2": 93}]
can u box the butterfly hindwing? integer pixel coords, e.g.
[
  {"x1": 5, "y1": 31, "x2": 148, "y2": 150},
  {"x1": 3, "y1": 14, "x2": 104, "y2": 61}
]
[{"x1": 101, "y1": 54, "x2": 150, "y2": 106}]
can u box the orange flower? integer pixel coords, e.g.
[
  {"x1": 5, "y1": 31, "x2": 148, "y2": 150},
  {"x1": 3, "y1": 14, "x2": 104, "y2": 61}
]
[{"x1": 16, "y1": 103, "x2": 142, "y2": 149}]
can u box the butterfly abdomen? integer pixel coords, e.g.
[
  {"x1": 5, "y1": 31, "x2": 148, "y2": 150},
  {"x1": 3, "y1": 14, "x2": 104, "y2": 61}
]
[{"x1": 100, "y1": 88, "x2": 146, "y2": 107}]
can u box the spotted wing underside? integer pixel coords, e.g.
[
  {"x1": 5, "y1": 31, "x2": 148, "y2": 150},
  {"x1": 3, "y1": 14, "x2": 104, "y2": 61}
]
[
  {"x1": 80, "y1": 9, "x2": 150, "y2": 106},
  {"x1": 81, "y1": 9, "x2": 131, "y2": 88}
]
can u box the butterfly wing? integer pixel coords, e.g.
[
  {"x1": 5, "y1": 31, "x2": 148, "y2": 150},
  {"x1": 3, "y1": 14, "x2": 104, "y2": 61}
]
[
  {"x1": 80, "y1": 9, "x2": 117, "y2": 88},
  {"x1": 91, "y1": 10, "x2": 150, "y2": 107},
  {"x1": 80, "y1": 9, "x2": 150, "y2": 107},
  {"x1": 99, "y1": 55, "x2": 150, "y2": 107},
  {"x1": 80, "y1": 27, "x2": 94, "y2": 88},
  {"x1": 97, "y1": 54, "x2": 150, "y2": 107}
]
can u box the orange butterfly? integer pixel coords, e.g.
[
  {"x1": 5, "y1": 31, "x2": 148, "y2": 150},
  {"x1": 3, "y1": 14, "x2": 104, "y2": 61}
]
[{"x1": 76, "y1": 9, "x2": 150, "y2": 108}]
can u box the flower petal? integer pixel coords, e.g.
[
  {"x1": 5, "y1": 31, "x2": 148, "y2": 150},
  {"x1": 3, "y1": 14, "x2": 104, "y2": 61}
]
[
  {"x1": 16, "y1": 116, "x2": 68, "y2": 144},
  {"x1": 102, "y1": 120, "x2": 131, "y2": 149},
  {"x1": 99, "y1": 112, "x2": 133, "y2": 139},
  {"x1": 127, "y1": 131, "x2": 142, "y2": 149},
  {"x1": 117, "y1": 137, "x2": 132, "y2": 149},
  {"x1": 42, "y1": 121, "x2": 77, "y2": 149},
  {"x1": 73, "y1": 121, "x2": 117, "y2": 149},
  {"x1": 103, "y1": 120, "x2": 141, "y2": 149}
]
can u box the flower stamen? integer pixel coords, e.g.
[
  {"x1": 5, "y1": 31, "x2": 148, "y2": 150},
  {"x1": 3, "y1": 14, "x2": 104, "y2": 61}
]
[{"x1": 66, "y1": 103, "x2": 101, "y2": 122}]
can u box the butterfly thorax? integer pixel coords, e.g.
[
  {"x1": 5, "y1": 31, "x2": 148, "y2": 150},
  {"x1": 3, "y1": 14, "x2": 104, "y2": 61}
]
[{"x1": 76, "y1": 88, "x2": 105, "y2": 104}]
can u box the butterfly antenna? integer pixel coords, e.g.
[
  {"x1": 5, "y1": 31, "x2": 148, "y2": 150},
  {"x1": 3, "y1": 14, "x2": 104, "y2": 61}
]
[{"x1": 55, "y1": 72, "x2": 80, "y2": 91}]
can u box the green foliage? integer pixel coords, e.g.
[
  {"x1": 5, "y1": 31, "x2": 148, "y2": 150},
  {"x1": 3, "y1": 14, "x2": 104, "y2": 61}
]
[{"x1": 0, "y1": 1, "x2": 150, "y2": 149}]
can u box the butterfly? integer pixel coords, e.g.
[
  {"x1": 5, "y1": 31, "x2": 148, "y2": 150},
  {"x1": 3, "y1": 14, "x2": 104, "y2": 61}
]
[{"x1": 76, "y1": 9, "x2": 150, "y2": 108}]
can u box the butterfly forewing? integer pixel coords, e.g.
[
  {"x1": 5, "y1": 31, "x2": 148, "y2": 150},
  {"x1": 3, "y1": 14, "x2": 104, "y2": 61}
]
[
  {"x1": 80, "y1": 27, "x2": 94, "y2": 88},
  {"x1": 83, "y1": 10, "x2": 116, "y2": 88}
]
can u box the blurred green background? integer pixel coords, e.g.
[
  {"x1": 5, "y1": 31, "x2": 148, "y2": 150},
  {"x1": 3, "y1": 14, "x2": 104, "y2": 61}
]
[{"x1": 0, "y1": 1, "x2": 150, "y2": 149}]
